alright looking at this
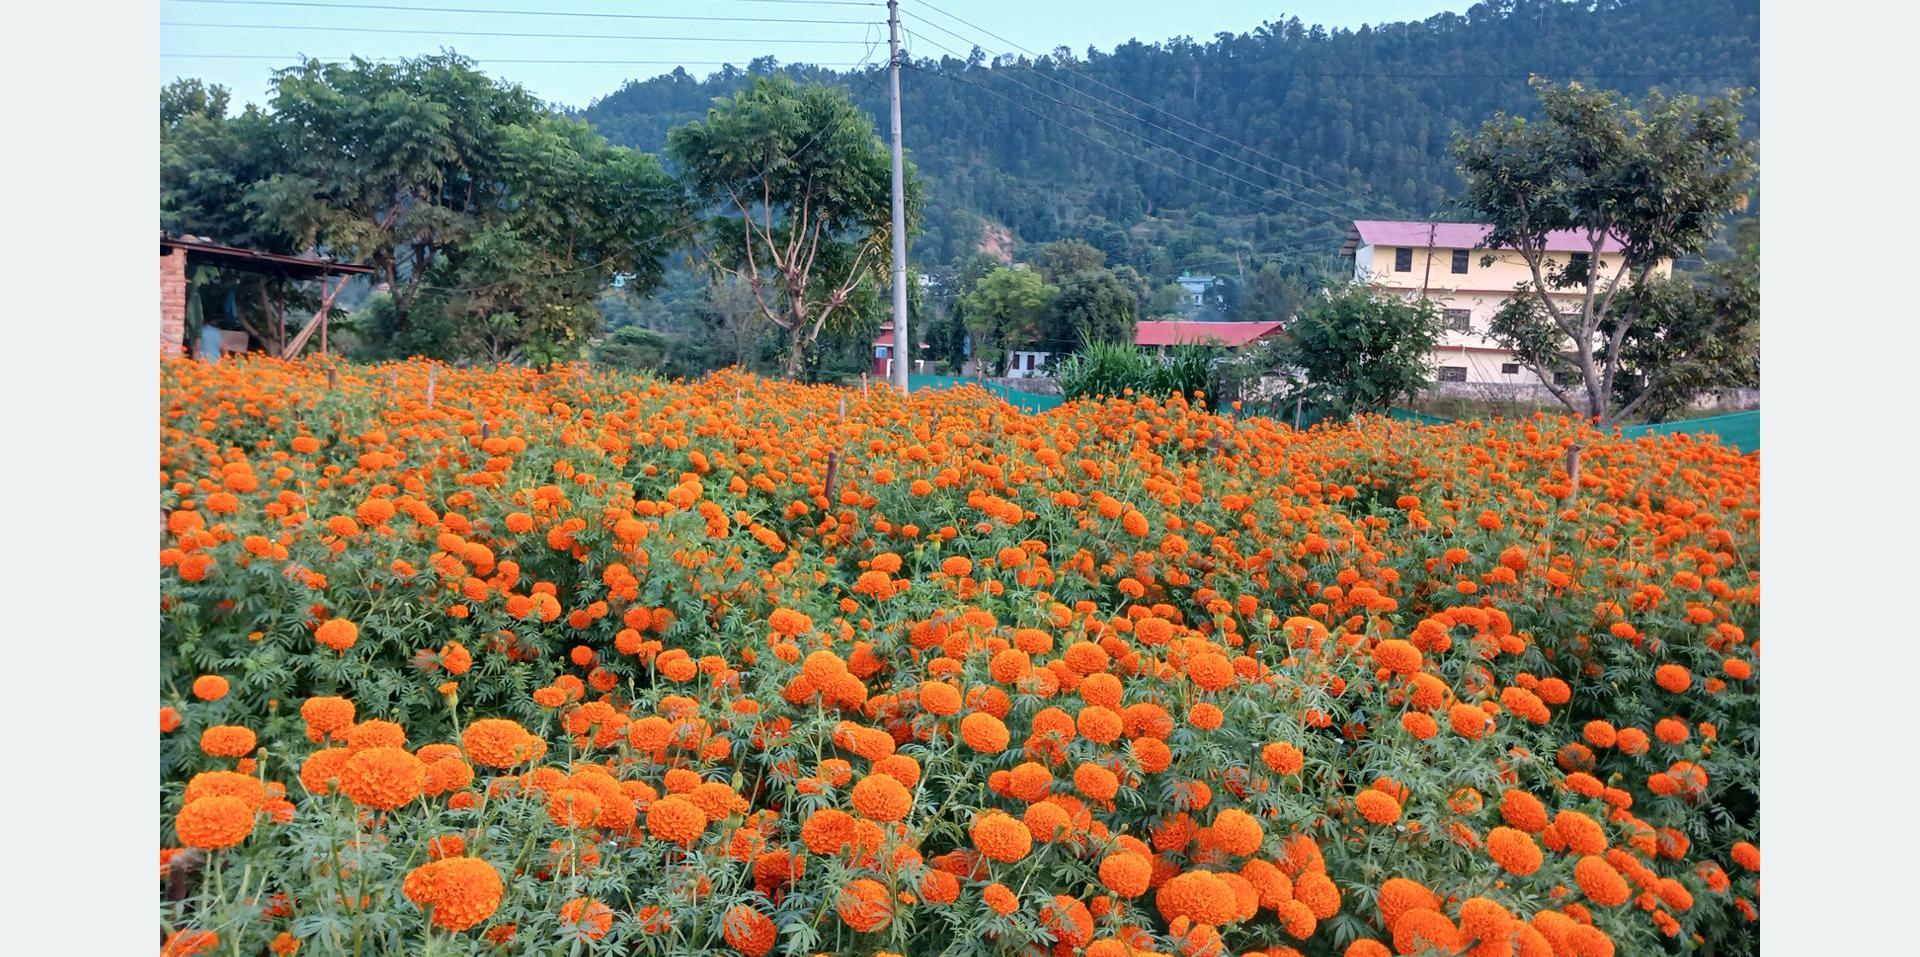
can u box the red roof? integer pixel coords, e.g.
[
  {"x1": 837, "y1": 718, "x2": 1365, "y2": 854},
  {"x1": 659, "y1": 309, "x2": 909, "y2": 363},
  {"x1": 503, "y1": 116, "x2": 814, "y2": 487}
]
[
  {"x1": 1134, "y1": 321, "x2": 1284, "y2": 348},
  {"x1": 1344, "y1": 220, "x2": 1624, "y2": 256}
]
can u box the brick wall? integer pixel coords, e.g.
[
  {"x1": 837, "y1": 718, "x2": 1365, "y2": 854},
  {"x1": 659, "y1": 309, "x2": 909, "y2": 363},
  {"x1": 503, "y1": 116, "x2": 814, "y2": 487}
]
[{"x1": 160, "y1": 248, "x2": 187, "y2": 358}]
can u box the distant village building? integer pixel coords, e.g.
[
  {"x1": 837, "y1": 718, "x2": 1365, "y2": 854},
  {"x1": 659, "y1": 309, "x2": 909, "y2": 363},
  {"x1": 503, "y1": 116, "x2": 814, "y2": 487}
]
[
  {"x1": 871, "y1": 320, "x2": 929, "y2": 380},
  {"x1": 1340, "y1": 220, "x2": 1671, "y2": 386},
  {"x1": 1175, "y1": 272, "x2": 1217, "y2": 307},
  {"x1": 997, "y1": 319, "x2": 1283, "y2": 379}
]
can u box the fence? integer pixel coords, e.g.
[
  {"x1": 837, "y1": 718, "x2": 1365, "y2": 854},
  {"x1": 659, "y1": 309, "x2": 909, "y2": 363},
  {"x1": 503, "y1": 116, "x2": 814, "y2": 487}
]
[{"x1": 907, "y1": 374, "x2": 1066, "y2": 413}]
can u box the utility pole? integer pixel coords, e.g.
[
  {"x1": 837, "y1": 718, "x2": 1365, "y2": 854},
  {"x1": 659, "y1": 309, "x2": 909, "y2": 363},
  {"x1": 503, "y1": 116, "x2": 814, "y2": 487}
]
[{"x1": 887, "y1": 0, "x2": 910, "y2": 393}]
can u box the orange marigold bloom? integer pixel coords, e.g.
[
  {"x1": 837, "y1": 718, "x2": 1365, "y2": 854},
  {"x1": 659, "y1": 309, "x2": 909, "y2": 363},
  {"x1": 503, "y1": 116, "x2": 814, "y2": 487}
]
[
  {"x1": 1393, "y1": 909, "x2": 1462, "y2": 955},
  {"x1": 851, "y1": 774, "x2": 913, "y2": 822},
  {"x1": 161, "y1": 706, "x2": 182, "y2": 733},
  {"x1": 960, "y1": 711, "x2": 1010, "y2": 753},
  {"x1": 1654, "y1": 663, "x2": 1692, "y2": 693},
  {"x1": 301, "y1": 696, "x2": 355, "y2": 737},
  {"x1": 1402, "y1": 711, "x2": 1439, "y2": 740},
  {"x1": 972, "y1": 810, "x2": 1033, "y2": 863},
  {"x1": 200, "y1": 725, "x2": 257, "y2": 759},
  {"x1": 1099, "y1": 852, "x2": 1153, "y2": 898},
  {"x1": 919, "y1": 680, "x2": 962, "y2": 716},
  {"x1": 1448, "y1": 703, "x2": 1492, "y2": 739},
  {"x1": 339, "y1": 746, "x2": 426, "y2": 810},
  {"x1": 1210, "y1": 808, "x2": 1264, "y2": 856},
  {"x1": 1188, "y1": 702, "x2": 1225, "y2": 730},
  {"x1": 1377, "y1": 877, "x2": 1439, "y2": 928},
  {"x1": 314, "y1": 618, "x2": 358, "y2": 652},
  {"x1": 647, "y1": 795, "x2": 710, "y2": 848},
  {"x1": 1077, "y1": 705, "x2": 1124, "y2": 743},
  {"x1": 982, "y1": 882, "x2": 1019, "y2": 915},
  {"x1": 1355, "y1": 789, "x2": 1401, "y2": 825},
  {"x1": 183, "y1": 771, "x2": 265, "y2": 809},
  {"x1": 1074, "y1": 763, "x2": 1119, "y2": 802},
  {"x1": 300, "y1": 747, "x2": 351, "y2": 795},
  {"x1": 1371, "y1": 639, "x2": 1423, "y2": 676},
  {"x1": 175, "y1": 796, "x2": 256, "y2": 849},
  {"x1": 722, "y1": 904, "x2": 777, "y2": 957},
  {"x1": 191, "y1": 675, "x2": 229, "y2": 701},
  {"x1": 1583, "y1": 720, "x2": 1617, "y2": 748},
  {"x1": 1261, "y1": 742, "x2": 1304, "y2": 775},
  {"x1": 835, "y1": 878, "x2": 893, "y2": 932},
  {"x1": 162, "y1": 930, "x2": 220, "y2": 957},
  {"x1": 1154, "y1": 870, "x2": 1238, "y2": 926},
  {"x1": 1731, "y1": 841, "x2": 1760, "y2": 871},
  {"x1": 1500, "y1": 789, "x2": 1549, "y2": 833},
  {"x1": 463, "y1": 718, "x2": 538, "y2": 768},
  {"x1": 1487, "y1": 826, "x2": 1543, "y2": 875},
  {"x1": 559, "y1": 898, "x2": 614, "y2": 940},
  {"x1": 1574, "y1": 855, "x2": 1632, "y2": 906}
]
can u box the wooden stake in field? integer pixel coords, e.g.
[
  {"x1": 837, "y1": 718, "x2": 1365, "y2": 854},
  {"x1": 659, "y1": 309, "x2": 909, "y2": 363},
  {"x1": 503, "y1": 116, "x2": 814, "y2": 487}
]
[
  {"x1": 426, "y1": 365, "x2": 436, "y2": 408},
  {"x1": 1565, "y1": 443, "x2": 1583, "y2": 498}
]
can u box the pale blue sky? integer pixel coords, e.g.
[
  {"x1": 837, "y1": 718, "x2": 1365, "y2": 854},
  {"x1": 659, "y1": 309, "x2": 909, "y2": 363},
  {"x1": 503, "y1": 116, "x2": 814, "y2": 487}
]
[{"x1": 160, "y1": 0, "x2": 1477, "y2": 109}]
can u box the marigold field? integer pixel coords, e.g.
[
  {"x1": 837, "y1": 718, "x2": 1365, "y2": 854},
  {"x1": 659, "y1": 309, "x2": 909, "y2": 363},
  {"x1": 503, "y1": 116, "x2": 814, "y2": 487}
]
[{"x1": 159, "y1": 358, "x2": 1759, "y2": 957}]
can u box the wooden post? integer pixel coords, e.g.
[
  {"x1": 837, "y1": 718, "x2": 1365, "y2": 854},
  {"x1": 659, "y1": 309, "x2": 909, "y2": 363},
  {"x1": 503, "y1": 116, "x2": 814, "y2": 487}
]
[
  {"x1": 838, "y1": 395, "x2": 846, "y2": 421},
  {"x1": 1565, "y1": 444, "x2": 1583, "y2": 498},
  {"x1": 1294, "y1": 398, "x2": 1304, "y2": 430},
  {"x1": 824, "y1": 451, "x2": 841, "y2": 503},
  {"x1": 426, "y1": 365, "x2": 436, "y2": 408}
]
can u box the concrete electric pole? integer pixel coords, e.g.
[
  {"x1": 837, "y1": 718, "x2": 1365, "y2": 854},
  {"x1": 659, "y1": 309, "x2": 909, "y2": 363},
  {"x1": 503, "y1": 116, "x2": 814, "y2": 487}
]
[{"x1": 887, "y1": 0, "x2": 910, "y2": 392}]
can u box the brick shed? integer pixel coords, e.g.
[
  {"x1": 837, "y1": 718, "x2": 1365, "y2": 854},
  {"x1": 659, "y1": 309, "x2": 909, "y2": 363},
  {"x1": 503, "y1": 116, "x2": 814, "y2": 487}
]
[{"x1": 160, "y1": 233, "x2": 371, "y2": 359}]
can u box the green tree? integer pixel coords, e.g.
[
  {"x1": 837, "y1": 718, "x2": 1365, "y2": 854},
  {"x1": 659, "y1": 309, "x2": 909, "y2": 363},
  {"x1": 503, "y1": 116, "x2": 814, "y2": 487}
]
[
  {"x1": 1457, "y1": 79, "x2": 1757, "y2": 423},
  {"x1": 1277, "y1": 284, "x2": 1444, "y2": 418},
  {"x1": 958, "y1": 266, "x2": 1055, "y2": 377},
  {"x1": 1048, "y1": 269, "x2": 1139, "y2": 351},
  {"x1": 1030, "y1": 239, "x2": 1106, "y2": 282},
  {"x1": 1236, "y1": 262, "x2": 1312, "y2": 322},
  {"x1": 163, "y1": 56, "x2": 683, "y2": 362},
  {"x1": 668, "y1": 75, "x2": 919, "y2": 380},
  {"x1": 1607, "y1": 249, "x2": 1759, "y2": 422}
]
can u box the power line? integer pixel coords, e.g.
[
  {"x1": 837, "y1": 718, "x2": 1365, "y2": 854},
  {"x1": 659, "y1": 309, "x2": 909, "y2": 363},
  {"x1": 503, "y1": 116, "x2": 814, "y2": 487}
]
[
  {"x1": 905, "y1": 16, "x2": 1372, "y2": 221},
  {"x1": 904, "y1": 31, "x2": 1360, "y2": 227},
  {"x1": 162, "y1": 21, "x2": 875, "y2": 44},
  {"x1": 162, "y1": 53, "x2": 871, "y2": 66},
  {"x1": 914, "y1": 0, "x2": 1402, "y2": 212},
  {"x1": 908, "y1": 62, "x2": 1308, "y2": 226},
  {"x1": 163, "y1": 0, "x2": 876, "y2": 24}
]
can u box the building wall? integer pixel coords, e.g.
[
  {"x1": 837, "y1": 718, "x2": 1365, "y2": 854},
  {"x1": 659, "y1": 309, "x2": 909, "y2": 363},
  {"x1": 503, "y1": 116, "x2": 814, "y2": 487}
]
[
  {"x1": 1357, "y1": 241, "x2": 1671, "y2": 386},
  {"x1": 160, "y1": 247, "x2": 188, "y2": 358}
]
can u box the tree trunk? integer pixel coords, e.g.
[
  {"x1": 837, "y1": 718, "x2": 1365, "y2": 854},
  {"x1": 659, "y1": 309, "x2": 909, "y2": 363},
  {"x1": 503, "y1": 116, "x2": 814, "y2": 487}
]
[{"x1": 783, "y1": 334, "x2": 808, "y2": 381}]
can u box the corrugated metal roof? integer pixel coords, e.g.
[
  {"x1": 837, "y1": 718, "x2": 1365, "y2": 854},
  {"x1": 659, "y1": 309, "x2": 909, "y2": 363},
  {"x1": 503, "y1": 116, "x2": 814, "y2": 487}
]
[
  {"x1": 1340, "y1": 220, "x2": 1626, "y2": 257},
  {"x1": 1135, "y1": 320, "x2": 1285, "y2": 348},
  {"x1": 161, "y1": 233, "x2": 373, "y2": 277}
]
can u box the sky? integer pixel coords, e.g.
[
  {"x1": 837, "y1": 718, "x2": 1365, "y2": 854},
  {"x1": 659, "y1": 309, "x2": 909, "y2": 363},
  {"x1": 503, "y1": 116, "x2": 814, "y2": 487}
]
[{"x1": 160, "y1": 0, "x2": 1479, "y2": 110}]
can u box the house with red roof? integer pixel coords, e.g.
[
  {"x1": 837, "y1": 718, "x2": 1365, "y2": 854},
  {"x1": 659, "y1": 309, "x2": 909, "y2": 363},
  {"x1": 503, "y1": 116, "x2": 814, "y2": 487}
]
[{"x1": 1340, "y1": 220, "x2": 1670, "y2": 387}]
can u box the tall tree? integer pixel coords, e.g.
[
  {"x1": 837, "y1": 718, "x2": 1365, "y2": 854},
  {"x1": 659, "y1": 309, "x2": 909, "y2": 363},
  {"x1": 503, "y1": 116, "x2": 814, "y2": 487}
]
[
  {"x1": 1276, "y1": 283, "x2": 1444, "y2": 418},
  {"x1": 1048, "y1": 269, "x2": 1140, "y2": 351},
  {"x1": 163, "y1": 56, "x2": 683, "y2": 362},
  {"x1": 1456, "y1": 78, "x2": 1757, "y2": 423},
  {"x1": 958, "y1": 266, "x2": 1055, "y2": 377},
  {"x1": 668, "y1": 75, "x2": 919, "y2": 380},
  {"x1": 1030, "y1": 239, "x2": 1106, "y2": 282}
]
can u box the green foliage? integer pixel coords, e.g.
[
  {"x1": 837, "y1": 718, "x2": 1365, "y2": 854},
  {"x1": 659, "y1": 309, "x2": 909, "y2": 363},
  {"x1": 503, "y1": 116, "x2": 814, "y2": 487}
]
[
  {"x1": 1276, "y1": 283, "x2": 1445, "y2": 418},
  {"x1": 161, "y1": 54, "x2": 684, "y2": 364},
  {"x1": 585, "y1": 0, "x2": 1758, "y2": 272},
  {"x1": 668, "y1": 75, "x2": 918, "y2": 379},
  {"x1": 1046, "y1": 269, "x2": 1140, "y2": 352},
  {"x1": 1054, "y1": 340, "x2": 1221, "y2": 404},
  {"x1": 1458, "y1": 78, "x2": 1758, "y2": 422},
  {"x1": 957, "y1": 266, "x2": 1055, "y2": 376}
]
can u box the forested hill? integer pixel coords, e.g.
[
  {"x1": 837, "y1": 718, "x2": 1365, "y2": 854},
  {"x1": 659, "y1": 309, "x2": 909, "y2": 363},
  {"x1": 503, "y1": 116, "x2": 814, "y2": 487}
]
[{"x1": 583, "y1": 0, "x2": 1758, "y2": 277}]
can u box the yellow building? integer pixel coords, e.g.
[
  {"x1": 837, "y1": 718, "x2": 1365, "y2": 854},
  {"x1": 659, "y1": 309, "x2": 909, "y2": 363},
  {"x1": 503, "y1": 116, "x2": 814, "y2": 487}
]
[{"x1": 1339, "y1": 220, "x2": 1671, "y2": 387}]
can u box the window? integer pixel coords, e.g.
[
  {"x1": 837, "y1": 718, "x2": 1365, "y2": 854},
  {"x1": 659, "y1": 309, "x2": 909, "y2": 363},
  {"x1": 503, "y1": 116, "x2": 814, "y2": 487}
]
[
  {"x1": 1501, "y1": 362, "x2": 1520, "y2": 375},
  {"x1": 1444, "y1": 309, "x2": 1472, "y2": 332},
  {"x1": 1394, "y1": 247, "x2": 1414, "y2": 272},
  {"x1": 1553, "y1": 369, "x2": 1581, "y2": 387},
  {"x1": 1438, "y1": 366, "x2": 1468, "y2": 383},
  {"x1": 1569, "y1": 252, "x2": 1590, "y2": 275},
  {"x1": 1451, "y1": 249, "x2": 1469, "y2": 274}
]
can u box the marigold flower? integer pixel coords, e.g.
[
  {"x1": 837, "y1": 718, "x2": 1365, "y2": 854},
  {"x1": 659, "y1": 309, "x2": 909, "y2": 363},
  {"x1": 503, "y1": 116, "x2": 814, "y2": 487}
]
[
  {"x1": 183, "y1": 771, "x2": 265, "y2": 809},
  {"x1": 1210, "y1": 808, "x2": 1264, "y2": 856},
  {"x1": 1575, "y1": 855, "x2": 1632, "y2": 906},
  {"x1": 1655, "y1": 663, "x2": 1692, "y2": 693},
  {"x1": 647, "y1": 794, "x2": 710, "y2": 848},
  {"x1": 982, "y1": 882, "x2": 1018, "y2": 915},
  {"x1": 722, "y1": 904, "x2": 776, "y2": 956},
  {"x1": 301, "y1": 696, "x2": 355, "y2": 737},
  {"x1": 162, "y1": 929, "x2": 220, "y2": 957},
  {"x1": 835, "y1": 878, "x2": 893, "y2": 932},
  {"x1": 200, "y1": 725, "x2": 257, "y2": 758},
  {"x1": 315, "y1": 618, "x2": 358, "y2": 652},
  {"x1": 161, "y1": 706, "x2": 182, "y2": 733},
  {"x1": 1500, "y1": 789, "x2": 1549, "y2": 833},
  {"x1": 851, "y1": 774, "x2": 913, "y2": 822},
  {"x1": 339, "y1": 746, "x2": 426, "y2": 810},
  {"x1": 401, "y1": 857, "x2": 503, "y2": 930},
  {"x1": 1154, "y1": 870, "x2": 1237, "y2": 926},
  {"x1": 191, "y1": 675, "x2": 229, "y2": 701},
  {"x1": 1099, "y1": 852, "x2": 1152, "y2": 898},
  {"x1": 1355, "y1": 789, "x2": 1401, "y2": 825},
  {"x1": 1448, "y1": 703, "x2": 1492, "y2": 739},
  {"x1": 1487, "y1": 826, "x2": 1543, "y2": 875},
  {"x1": 1261, "y1": 741, "x2": 1304, "y2": 775},
  {"x1": 972, "y1": 810, "x2": 1033, "y2": 863},
  {"x1": 300, "y1": 747, "x2": 350, "y2": 795},
  {"x1": 463, "y1": 718, "x2": 538, "y2": 768},
  {"x1": 560, "y1": 898, "x2": 614, "y2": 940},
  {"x1": 175, "y1": 795, "x2": 255, "y2": 849},
  {"x1": 960, "y1": 711, "x2": 1010, "y2": 753}
]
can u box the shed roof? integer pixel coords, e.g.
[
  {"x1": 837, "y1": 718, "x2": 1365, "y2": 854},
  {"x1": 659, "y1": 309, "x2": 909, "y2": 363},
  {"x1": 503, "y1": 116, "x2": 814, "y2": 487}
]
[
  {"x1": 1340, "y1": 220, "x2": 1625, "y2": 257},
  {"x1": 1135, "y1": 320, "x2": 1284, "y2": 348},
  {"x1": 161, "y1": 233, "x2": 372, "y2": 279}
]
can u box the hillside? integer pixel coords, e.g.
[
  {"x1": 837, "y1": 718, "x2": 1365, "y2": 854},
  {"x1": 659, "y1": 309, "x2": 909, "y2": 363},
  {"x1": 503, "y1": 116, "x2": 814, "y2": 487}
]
[{"x1": 582, "y1": 0, "x2": 1758, "y2": 280}]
